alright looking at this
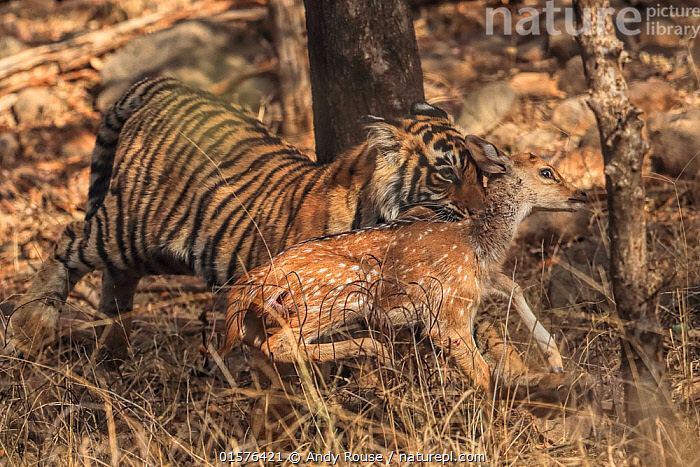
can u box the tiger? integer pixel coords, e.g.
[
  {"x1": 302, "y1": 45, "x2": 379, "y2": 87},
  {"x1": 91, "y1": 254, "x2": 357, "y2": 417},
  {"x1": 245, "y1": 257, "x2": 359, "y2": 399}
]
[{"x1": 7, "y1": 76, "x2": 504, "y2": 356}]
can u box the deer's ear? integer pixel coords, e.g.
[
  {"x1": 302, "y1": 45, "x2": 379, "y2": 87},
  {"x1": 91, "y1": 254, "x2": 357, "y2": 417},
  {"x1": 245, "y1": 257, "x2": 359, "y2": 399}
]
[
  {"x1": 465, "y1": 135, "x2": 512, "y2": 174},
  {"x1": 410, "y1": 102, "x2": 449, "y2": 119}
]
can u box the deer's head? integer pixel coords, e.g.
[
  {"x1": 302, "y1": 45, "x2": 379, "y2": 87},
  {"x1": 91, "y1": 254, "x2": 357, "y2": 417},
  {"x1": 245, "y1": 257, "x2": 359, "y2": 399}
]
[{"x1": 487, "y1": 152, "x2": 587, "y2": 214}]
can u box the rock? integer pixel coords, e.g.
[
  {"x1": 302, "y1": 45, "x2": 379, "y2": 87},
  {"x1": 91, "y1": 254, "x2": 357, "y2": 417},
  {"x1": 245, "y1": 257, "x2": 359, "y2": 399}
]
[
  {"x1": 450, "y1": 61, "x2": 478, "y2": 85},
  {"x1": 516, "y1": 39, "x2": 545, "y2": 62},
  {"x1": 632, "y1": 18, "x2": 682, "y2": 51},
  {"x1": 646, "y1": 107, "x2": 700, "y2": 165},
  {"x1": 0, "y1": 36, "x2": 26, "y2": 59},
  {"x1": 557, "y1": 56, "x2": 587, "y2": 96},
  {"x1": 13, "y1": 87, "x2": 66, "y2": 126},
  {"x1": 421, "y1": 56, "x2": 476, "y2": 86},
  {"x1": 513, "y1": 129, "x2": 558, "y2": 154},
  {"x1": 229, "y1": 76, "x2": 276, "y2": 110},
  {"x1": 60, "y1": 130, "x2": 96, "y2": 158},
  {"x1": 457, "y1": 83, "x2": 517, "y2": 135},
  {"x1": 646, "y1": 105, "x2": 700, "y2": 132},
  {"x1": 649, "y1": 119, "x2": 700, "y2": 180},
  {"x1": 0, "y1": 132, "x2": 19, "y2": 167},
  {"x1": 487, "y1": 122, "x2": 521, "y2": 150},
  {"x1": 551, "y1": 97, "x2": 596, "y2": 135},
  {"x1": 509, "y1": 72, "x2": 563, "y2": 98},
  {"x1": 97, "y1": 20, "x2": 270, "y2": 111},
  {"x1": 0, "y1": 93, "x2": 17, "y2": 114},
  {"x1": 518, "y1": 209, "x2": 591, "y2": 248},
  {"x1": 553, "y1": 148, "x2": 605, "y2": 188},
  {"x1": 578, "y1": 126, "x2": 601, "y2": 150},
  {"x1": 546, "y1": 18, "x2": 580, "y2": 64},
  {"x1": 628, "y1": 78, "x2": 679, "y2": 115}
]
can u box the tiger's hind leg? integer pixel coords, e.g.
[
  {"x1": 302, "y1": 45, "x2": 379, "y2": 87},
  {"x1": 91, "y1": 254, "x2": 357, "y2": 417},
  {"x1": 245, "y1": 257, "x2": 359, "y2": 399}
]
[
  {"x1": 476, "y1": 320, "x2": 531, "y2": 387},
  {"x1": 97, "y1": 271, "x2": 140, "y2": 362},
  {"x1": 6, "y1": 220, "x2": 98, "y2": 355},
  {"x1": 475, "y1": 321, "x2": 572, "y2": 400}
]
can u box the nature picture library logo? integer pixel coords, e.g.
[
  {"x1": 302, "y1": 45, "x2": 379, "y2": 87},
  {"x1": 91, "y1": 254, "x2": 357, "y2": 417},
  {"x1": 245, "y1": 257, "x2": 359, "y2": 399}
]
[{"x1": 486, "y1": 1, "x2": 700, "y2": 39}]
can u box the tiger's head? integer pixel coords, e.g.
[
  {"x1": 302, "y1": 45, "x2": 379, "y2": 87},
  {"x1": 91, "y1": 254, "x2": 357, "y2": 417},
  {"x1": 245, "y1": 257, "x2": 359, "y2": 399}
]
[{"x1": 364, "y1": 102, "x2": 509, "y2": 222}]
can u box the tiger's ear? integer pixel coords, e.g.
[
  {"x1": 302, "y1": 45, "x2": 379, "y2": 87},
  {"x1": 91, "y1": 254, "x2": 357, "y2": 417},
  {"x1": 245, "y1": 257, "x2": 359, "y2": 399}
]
[
  {"x1": 411, "y1": 102, "x2": 449, "y2": 119},
  {"x1": 465, "y1": 135, "x2": 512, "y2": 174},
  {"x1": 364, "y1": 119, "x2": 402, "y2": 166}
]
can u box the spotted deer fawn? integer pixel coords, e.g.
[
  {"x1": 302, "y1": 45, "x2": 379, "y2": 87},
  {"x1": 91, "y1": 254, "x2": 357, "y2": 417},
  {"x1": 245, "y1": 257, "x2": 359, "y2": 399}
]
[{"x1": 217, "y1": 152, "x2": 587, "y2": 391}]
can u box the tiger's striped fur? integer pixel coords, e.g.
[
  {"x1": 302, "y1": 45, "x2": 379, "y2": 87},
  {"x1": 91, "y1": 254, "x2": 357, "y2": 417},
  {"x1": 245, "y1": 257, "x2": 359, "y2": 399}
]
[{"x1": 8, "y1": 76, "x2": 500, "y2": 355}]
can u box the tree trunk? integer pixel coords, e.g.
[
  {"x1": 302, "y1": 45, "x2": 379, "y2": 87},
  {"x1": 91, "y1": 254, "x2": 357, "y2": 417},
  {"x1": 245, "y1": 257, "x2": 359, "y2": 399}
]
[
  {"x1": 269, "y1": 0, "x2": 313, "y2": 137},
  {"x1": 303, "y1": 0, "x2": 425, "y2": 163},
  {"x1": 573, "y1": 0, "x2": 680, "y2": 463}
]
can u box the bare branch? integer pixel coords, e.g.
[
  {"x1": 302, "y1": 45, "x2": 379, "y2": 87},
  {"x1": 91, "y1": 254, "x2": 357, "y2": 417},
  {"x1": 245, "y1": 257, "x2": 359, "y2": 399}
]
[{"x1": 573, "y1": 0, "x2": 683, "y2": 463}]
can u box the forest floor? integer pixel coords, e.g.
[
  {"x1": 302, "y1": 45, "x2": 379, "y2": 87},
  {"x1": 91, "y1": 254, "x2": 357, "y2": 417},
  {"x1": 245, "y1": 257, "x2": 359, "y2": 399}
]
[{"x1": 0, "y1": 0, "x2": 699, "y2": 465}]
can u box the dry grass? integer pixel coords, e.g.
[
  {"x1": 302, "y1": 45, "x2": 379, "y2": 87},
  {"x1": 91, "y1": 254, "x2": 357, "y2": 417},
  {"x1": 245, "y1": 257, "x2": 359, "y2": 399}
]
[
  {"x1": 0, "y1": 178, "x2": 698, "y2": 466},
  {"x1": 1, "y1": 0, "x2": 699, "y2": 464}
]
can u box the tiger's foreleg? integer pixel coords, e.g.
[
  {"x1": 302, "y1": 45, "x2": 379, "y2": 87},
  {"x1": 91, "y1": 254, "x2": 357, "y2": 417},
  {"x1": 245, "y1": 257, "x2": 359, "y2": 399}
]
[
  {"x1": 7, "y1": 220, "x2": 97, "y2": 355},
  {"x1": 475, "y1": 320, "x2": 570, "y2": 399},
  {"x1": 475, "y1": 320, "x2": 530, "y2": 387}
]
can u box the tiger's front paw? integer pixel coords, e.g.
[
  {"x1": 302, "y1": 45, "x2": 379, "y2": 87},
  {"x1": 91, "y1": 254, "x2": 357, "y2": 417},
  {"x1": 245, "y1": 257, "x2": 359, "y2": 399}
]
[{"x1": 4, "y1": 297, "x2": 60, "y2": 356}]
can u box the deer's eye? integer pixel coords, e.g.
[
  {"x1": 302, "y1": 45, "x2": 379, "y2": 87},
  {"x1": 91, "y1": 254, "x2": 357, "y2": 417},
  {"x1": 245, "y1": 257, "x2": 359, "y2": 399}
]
[{"x1": 540, "y1": 168, "x2": 554, "y2": 179}]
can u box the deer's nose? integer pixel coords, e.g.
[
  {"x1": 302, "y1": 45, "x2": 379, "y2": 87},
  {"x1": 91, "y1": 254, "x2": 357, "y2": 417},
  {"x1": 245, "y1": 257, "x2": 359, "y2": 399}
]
[{"x1": 573, "y1": 189, "x2": 587, "y2": 202}]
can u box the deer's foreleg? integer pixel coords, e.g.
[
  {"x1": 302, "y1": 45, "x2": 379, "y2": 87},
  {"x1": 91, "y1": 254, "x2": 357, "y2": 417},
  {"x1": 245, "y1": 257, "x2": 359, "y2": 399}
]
[{"x1": 485, "y1": 272, "x2": 564, "y2": 373}]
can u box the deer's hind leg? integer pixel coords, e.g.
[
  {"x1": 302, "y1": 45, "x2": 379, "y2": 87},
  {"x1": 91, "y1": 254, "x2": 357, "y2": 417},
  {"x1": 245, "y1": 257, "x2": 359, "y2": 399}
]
[
  {"x1": 429, "y1": 323, "x2": 491, "y2": 392},
  {"x1": 261, "y1": 327, "x2": 391, "y2": 364},
  {"x1": 7, "y1": 220, "x2": 99, "y2": 354},
  {"x1": 216, "y1": 300, "x2": 269, "y2": 359}
]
